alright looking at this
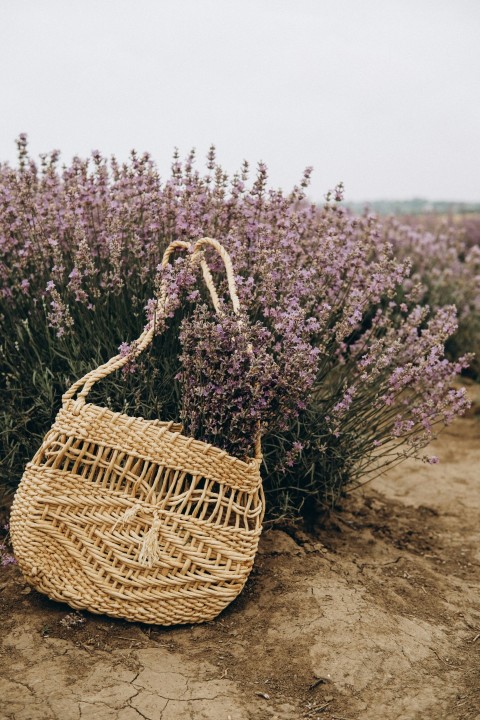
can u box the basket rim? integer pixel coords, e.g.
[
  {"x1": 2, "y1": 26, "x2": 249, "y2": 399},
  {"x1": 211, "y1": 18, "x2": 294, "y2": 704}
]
[{"x1": 60, "y1": 399, "x2": 262, "y2": 472}]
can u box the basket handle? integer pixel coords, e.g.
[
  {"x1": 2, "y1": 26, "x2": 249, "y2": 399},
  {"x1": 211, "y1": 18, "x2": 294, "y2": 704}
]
[
  {"x1": 191, "y1": 237, "x2": 241, "y2": 316},
  {"x1": 61, "y1": 240, "x2": 191, "y2": 409},
  {"x1": 191, "y1": 237, "x2": 262, "y2": 460},
  {"x1": 62, "y1": 237, "x2": 242, "y2": 411}
]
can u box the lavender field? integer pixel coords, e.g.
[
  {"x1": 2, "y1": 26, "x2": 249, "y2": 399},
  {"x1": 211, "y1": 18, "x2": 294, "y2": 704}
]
[
  {"x1": 1, "y1": 137, "x2": 479, "y2": 718},
  {"x1": 1, "y1": 138, "x2": 478, "y2": 520}
]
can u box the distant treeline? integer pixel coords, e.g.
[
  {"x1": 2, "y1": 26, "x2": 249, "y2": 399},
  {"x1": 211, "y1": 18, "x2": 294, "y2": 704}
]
[{"x1": 345, "y1": 199, "x2": 480, "y2": 216}]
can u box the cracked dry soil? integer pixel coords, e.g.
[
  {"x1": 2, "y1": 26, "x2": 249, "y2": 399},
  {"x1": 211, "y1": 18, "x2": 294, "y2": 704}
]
[{"x1": 1, "y1": 382, "x2": 479, "y2": 720}]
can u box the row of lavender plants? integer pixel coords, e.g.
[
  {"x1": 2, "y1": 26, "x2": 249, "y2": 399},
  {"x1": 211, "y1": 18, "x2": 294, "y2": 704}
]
[
  {"x1": 0, "y1": 136, "x2": 473, "y2": 520},
  {"x1": 382, "y1": 215, "x2": 480, "y2": 380}
]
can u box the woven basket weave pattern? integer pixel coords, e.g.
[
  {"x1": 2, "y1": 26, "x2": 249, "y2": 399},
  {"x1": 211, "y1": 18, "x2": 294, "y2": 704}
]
[
  {"x1": 11, "y1": 403, "x2": 264, "y2": 624},
  {"x1": 10, "y1": 238, "x2": 264, "y2": 625}
]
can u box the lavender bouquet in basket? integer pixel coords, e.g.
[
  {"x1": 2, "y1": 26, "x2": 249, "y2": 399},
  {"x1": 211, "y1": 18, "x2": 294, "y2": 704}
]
[{"x1": 177, "y1": 301, "x2": 319, "y2": 462}]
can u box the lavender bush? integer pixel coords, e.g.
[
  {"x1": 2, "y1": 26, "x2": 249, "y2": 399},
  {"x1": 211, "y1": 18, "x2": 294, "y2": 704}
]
[
  {"x1": 0, "y1": 136, "x2": 471, "y2": 520},
  {"x1": 382, "y1": 216, "x2": 480, "y2": 379},
  {"x1": 177, "y1": 301, "x2": 318, "y2": 461}
]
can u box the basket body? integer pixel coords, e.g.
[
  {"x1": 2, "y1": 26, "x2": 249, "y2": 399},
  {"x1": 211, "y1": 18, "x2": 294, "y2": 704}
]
[{"x1": 10, "y1": 400, "x2": 264, "y2": 625}]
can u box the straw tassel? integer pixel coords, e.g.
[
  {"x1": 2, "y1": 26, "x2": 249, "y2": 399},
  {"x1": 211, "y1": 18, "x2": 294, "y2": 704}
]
[
  {"x1": 112, "y1": 503, "x2": 142, "y2": 530},
  {"x1": 138, "y1": 513, "x2": 162, "y2": 567}
]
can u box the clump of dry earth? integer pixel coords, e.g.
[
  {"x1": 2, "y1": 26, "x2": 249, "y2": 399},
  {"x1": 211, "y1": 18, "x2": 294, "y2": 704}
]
[{"x1": 1, "y1": 382, "x2": 479, "y2": 720}]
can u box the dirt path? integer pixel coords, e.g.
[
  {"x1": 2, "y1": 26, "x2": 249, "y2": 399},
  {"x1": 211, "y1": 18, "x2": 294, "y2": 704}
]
[{"x1": 1, "y1": 384, "x2": 479, "y2": 720}]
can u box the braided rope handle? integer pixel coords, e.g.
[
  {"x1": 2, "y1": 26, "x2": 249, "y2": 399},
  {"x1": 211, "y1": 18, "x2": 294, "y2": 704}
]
[
  {"x1": 62, "y1": 238, "x2": 242, "y2": 405},
  {"x1": 62, "y1": 236, "x2": 262, "y2": 459},
  {"x1": 191, "y1": 237, "x2": 241, "y2": 316},
  {"x1": 62, "y1": 240, "x2": 191, "y2": 409},
  {"x1": 191, "y1": 238, "x2": 261, "y2": 459}
]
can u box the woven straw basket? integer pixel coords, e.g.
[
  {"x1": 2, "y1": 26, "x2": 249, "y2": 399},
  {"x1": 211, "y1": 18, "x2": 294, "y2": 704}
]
[{"x1": 10, "y1": 238, "x2": 264, "y2": 625}]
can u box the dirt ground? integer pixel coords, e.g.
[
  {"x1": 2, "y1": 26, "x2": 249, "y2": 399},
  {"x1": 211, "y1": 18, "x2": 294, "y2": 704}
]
[{"x1": 1, "y1": 382, "x2": 479, "y2": 720}]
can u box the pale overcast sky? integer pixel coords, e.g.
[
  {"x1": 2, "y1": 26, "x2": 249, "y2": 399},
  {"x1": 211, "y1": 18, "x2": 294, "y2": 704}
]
[{"x1": 0, "y1": 0, "x2": 479, "y2": 202}]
